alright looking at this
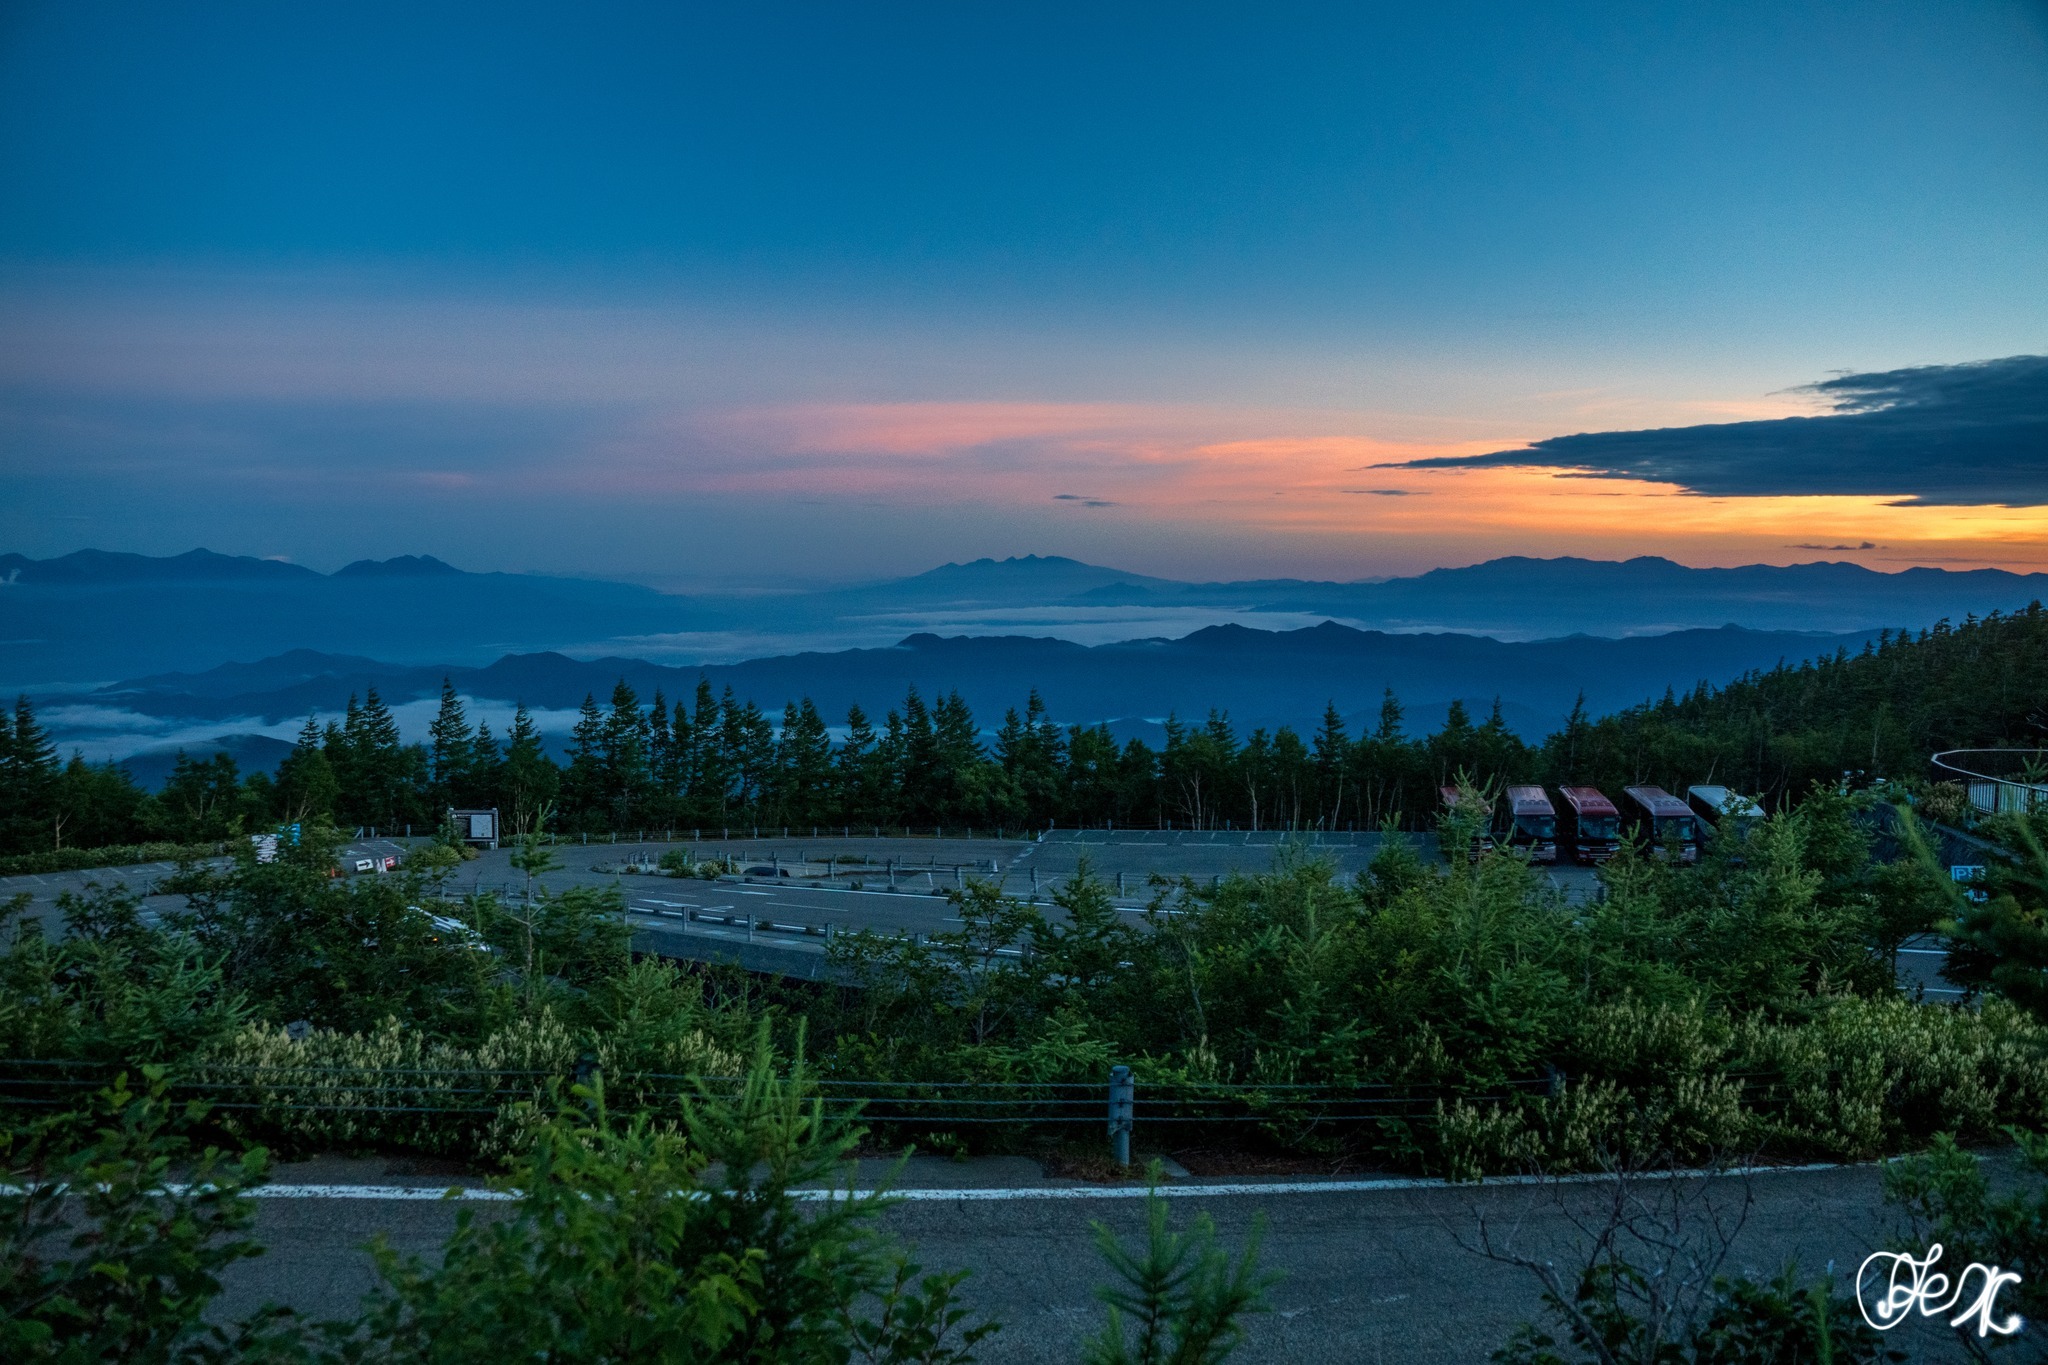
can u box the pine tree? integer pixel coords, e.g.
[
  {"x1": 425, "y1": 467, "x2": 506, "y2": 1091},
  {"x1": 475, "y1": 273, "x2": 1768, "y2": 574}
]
[
  {"x1": 1, "y1": 695, "x2": 59, "y2": 853},
  {"x1": 427, "y1": 679, "x2": 477, "y2": 805},
  {"x1": 893, "y1": 688, "x2": 943, "y2": 823},
  {"x1": 930, "y1": 691, "x2": 987, "y2": 826},
  {"x1": 471, "y1": 719, "x2": 503, "y2": 802},
  {"x1": 997, "y1": 690, "x2": 1064, "y2": 825},
  {"x1": 275, "y1": 716, "x2": 340, "y2": 824},
  {"x1": 1549, "y1": 692, "x2": 1593, "y2": 785},
  {"x1": 836, "y1": 703, "x2": 878, "y2": 824},
  {"x1": 690, "y1": 680, "x2": 724, "y2": 821},
  {"x1": 343, "y1": 688, "x2": 419, "y2": 831},
  {"x1": 733, "y1": 700, "x2": 776, "y2": 813},
  {"x1": 1376, "y1": 689, "x2": 1405, "y2": 743},
  {"x1": 647, "y1": 690, "x2": 674, "y2": 815},
  {"x1": 773, "y1": 698, "x2": 833, "y2": 827},
  {"x1": 501, "y1": 703, "x2": 559, "y2": 835},
  {"x1": 601, "y1": 681, "x2": 652, "y2": 829},
  {"x1": 564, "y1": 694, "x2": 606, "y2": 830},
  {"x1": 1313, "y1": 702, "x2": 1349, "y2": 828}
]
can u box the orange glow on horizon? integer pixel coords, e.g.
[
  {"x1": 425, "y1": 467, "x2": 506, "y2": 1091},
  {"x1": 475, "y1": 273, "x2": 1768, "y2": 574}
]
[{"x1": 592, "y1": 400, "x2": 2048, "y2": 575}]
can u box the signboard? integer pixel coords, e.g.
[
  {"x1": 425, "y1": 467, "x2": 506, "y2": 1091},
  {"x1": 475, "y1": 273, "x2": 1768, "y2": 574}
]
[
  {"x1": 1952, "y1": 865, "x2": 1989, "y2": 904},
  {"x1": 251, "y1": 834, "x2": 279, "y2": 864},
  {"x1": 448, "y1": 808, "x2": 500, "y2": 847}
]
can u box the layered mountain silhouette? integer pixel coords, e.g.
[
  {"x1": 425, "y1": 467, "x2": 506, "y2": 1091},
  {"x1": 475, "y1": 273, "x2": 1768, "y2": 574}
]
[
  {"x1": 90, "y1": 620, "x2": 1876, "y2": 751},
  {"x1": 4, "y1": 547, "x2": 2042, "y2": 689}
]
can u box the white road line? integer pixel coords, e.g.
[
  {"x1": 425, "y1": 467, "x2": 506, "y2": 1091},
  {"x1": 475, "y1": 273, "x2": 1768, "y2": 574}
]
[{"x1": 125, "y1": 1160, "x2": 1853, "y2": 1204}]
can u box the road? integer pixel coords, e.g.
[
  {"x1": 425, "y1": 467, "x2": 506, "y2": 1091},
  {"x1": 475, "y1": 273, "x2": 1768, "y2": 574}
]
[{"x1": 210, "y1": 1157, "x2": 1978, "y2": 1362}]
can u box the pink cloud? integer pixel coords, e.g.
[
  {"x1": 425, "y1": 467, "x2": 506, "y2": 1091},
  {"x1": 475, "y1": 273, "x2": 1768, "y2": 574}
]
[{"x1": 578, "y1": 402, "x2": 1516, "y2": 509}]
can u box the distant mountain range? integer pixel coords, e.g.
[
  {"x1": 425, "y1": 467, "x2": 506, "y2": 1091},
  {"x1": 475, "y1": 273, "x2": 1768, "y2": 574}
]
[
  {"x1": 75, "y1": 621, "x2": 1878, "y2": 783},
  {"x1": 0, "y1": 548, "x2": 463, "y2": 584},
  {"x1": 4, "y1": 546, "x2": 2042, "y2": 692}
]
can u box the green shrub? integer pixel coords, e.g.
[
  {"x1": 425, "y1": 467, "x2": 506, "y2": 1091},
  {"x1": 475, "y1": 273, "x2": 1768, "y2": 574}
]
[
  {"x1": 1734, "y1": 996, "x2": 2048, "y2": 1159},
  {"x1": 200, "y1": 1012, "x2": 577, "y2": 1159},
  {"x1": 1881, "y1": 1127, "x2": 2048, "y2": 1355},
  {"x1": 0, "y1": 843, "x2": 221, "y2": 877},
  {"x1": 336, "y1": 1035, "x2": 1000, "y2": 1365},
  {"x1": 0, "y1": 1069, "x2": 295, "y2": 1363},
  {"x1": 1082, "y1": 1174, "x2": 1277, "y2": 1365}
]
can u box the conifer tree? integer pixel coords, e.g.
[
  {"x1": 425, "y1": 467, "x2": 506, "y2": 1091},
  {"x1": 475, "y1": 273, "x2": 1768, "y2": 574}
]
[
  {"x1": 501, "y1": 703, "x2": 559, "y2": 835},
  {"x1": 600, "y1": 681, "x2": 652, "y2": 829},
  {"x1": 0, "y1": 695, "x2": 59, "y2": 852},
  {"x1": 274, "y1": 716, "x2": 340, "y2": 824},
  {"x1": 563, "y1": 694, "x2": 606, "y2": 830},
  {"x1": 1313, "y1": 702, "x2": 1349, "y2": 828},
  {"x1": 835, "y1": 703, "x2": 878, "y2": 824},
  {"x1": 427, "y1": 679, "x2": 477, "y2": 804}
]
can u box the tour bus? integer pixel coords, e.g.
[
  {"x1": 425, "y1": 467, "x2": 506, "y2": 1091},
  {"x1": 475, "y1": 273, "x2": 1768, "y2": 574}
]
[
  {"x1": 1502, "y1": 785, "x2": 1559, "y2": 863},
  {"x1": 1686, "y1": 784, "x2": 1764, "y2": 835},
  {"x1": 1623, "y1": 785, "x2": 1700, "y2": 862},
  {"x1": 1438, "y1": 785, "x2": 1495, "y2": 860},
  {"x1": 1558, "y1": 786, "x2": 1622, "y2": 864}
]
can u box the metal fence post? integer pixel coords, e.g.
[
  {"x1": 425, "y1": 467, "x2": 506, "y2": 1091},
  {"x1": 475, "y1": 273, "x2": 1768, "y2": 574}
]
[{"x1": 1108, "y1": 1065, "x2": 1134, "y2": 1166}]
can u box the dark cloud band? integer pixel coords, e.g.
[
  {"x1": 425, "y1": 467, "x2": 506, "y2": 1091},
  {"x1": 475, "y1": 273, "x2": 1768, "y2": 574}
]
[{"x1": 1381, "y1": 355, "x2": 2048, "y2": 506}]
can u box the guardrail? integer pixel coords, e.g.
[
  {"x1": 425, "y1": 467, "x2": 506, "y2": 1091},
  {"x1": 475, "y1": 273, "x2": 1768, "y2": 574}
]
[
  {"x1": 0, "y1": 1057, "x2": 1799, "y2": 1167},
  {"x1": 1932, "y1": 750, "x2": 2048, "y2": 816}
]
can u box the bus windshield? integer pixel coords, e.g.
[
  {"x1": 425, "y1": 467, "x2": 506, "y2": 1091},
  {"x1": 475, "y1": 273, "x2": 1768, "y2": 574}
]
[
  {"x1": 1656, "y1": 817, "x2": 1696, "y2": 844},
  {"x1": 1580, "y1": 816, "x2": 1619, "y2": 841},
  {"x1": 1515, "y1": 816, "x2": 1556, "y2": 840}
]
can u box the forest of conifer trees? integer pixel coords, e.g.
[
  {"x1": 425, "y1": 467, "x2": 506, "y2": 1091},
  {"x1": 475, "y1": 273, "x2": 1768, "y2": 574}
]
[{"x1": 2, "y1": 603, "x2": 2043, "y2": 857}]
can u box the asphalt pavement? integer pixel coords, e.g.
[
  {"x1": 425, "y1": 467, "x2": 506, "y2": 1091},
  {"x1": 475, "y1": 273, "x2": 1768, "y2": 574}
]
[{"x1": 210, "y1": 1157, "x2": 1978, "y2": 1363}]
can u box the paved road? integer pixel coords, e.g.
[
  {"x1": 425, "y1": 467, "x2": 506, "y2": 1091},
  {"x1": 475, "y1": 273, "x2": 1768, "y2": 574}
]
[
  {"x1": 0, "y1": 839, "x2": 411, "y2": 936},
  {"x1": 212, "y1": 1159, "x2": 1976, "y2": 1362}
]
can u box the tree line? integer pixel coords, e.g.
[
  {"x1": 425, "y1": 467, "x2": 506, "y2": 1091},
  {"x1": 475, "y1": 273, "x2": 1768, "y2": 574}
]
[{"x1": 4, "y1": 602, "x2": 2043, "y2": 856}]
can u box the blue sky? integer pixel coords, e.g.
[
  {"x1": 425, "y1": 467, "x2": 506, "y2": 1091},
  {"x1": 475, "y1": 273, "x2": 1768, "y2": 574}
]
[{"x1": 2, "y1": 2, "x2": 2045, "y2": 584}]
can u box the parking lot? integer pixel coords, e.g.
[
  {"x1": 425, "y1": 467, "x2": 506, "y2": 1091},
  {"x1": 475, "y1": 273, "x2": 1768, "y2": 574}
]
[{"x1": 0, "y1": 830, "x2": 1862, "y2": 982}]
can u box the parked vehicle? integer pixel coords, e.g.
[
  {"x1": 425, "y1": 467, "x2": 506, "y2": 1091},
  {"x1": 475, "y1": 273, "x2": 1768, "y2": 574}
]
[
  {"x1": 1558, "y1": 786, "x2": 1622, "y2": 864},
  {"x1": 1687, "y1": 784, "x2": 1764, "y2": 833},
  {"x1": 1439, "y1": 785, "x2": 1496, "y2": 860},
  {"x1": 1623, "y1": 785, "x2": 1700, "y2": 862},
  {"x1": 1502, "y1": 785, "x2": 1559, "y2": 863}
]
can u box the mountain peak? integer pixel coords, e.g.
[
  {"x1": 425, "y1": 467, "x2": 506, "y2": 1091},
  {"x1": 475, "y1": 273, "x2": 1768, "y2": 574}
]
[{"x1": 333, "y1": 555, "x2": 462, "y2": 578}]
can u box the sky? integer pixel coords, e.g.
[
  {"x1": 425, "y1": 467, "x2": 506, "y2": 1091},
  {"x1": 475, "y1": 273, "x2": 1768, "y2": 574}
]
[{"x1": 1, "y1": 1, "x2": 2045, "y2": 587}]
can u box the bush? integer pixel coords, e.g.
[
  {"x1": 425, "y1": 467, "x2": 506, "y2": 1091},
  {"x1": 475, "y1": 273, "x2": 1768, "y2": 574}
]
[
  {"x1": 1434, "y1": 995, "x2": 2048, "y2": 1176},
  {"x1": 0, "y1": 843, "x2": 221, "y2": 878},
  {"x1": 199, "y1": 1013, "x2": 577, "y2": 1159},
  {"x1": 1882, "y1": 1126, "x2": 2048, "y2": 1356},
  {"x1": 0, "y1": 1069, "x2": 294, "y2": 1363}
]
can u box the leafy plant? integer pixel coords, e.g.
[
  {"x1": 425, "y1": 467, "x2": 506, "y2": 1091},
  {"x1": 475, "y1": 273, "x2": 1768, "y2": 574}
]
[
  {"x1": 342, "y1": 1031, "x2": 998, "y2": 1364},
  {"x1": 0, "y1": 1069, "x2": 299, "y2": 1363},
  {"x1": 1882, "y1": 1127, "x2": 2048, "y2": 1361},
  {"x1": 1082, "y1": 1172, "x2": 1277, "y2": 1365}
]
